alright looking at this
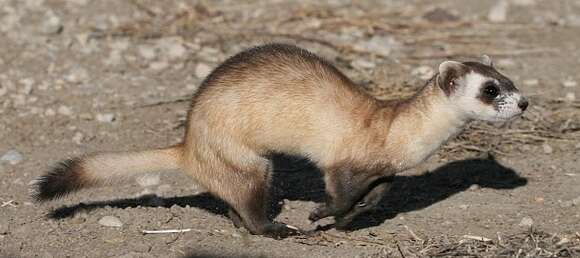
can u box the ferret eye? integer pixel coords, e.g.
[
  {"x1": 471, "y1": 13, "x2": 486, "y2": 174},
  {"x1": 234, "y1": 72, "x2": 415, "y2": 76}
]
[{"x1": 483, "y1": 83, "x2": 499, "y2": 98}]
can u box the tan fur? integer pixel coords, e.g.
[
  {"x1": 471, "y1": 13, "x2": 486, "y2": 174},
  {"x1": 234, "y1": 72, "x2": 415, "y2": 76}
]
[
  {"x1": 37, "y1": 44, "x2": 524, "y2": 236},
  {"x1": 80, "y1": 146, "x2": 183, "y2": 184}
]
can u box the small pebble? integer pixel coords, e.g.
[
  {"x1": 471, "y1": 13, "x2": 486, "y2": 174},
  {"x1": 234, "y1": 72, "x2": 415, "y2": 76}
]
[
  {"x1": 58, "y1": 105, "x2": 73, "y2": 116},
  {"x1": 351, "y1": 59, "x2": 376, "y2": 70},
  {"x1": 518, "y1": 216, "x2": 533, "y2": 228},
  {"x1": 65, "y1": 67, "x2": 89, "y2": 84},
  {"x1": 98, "y1": 216, "x2": 123, "y2": 227},
  {"x1": 96, "y1": 113, "x2": 115, "y2": 123},
  {"x1": 1, "y1": 150, "x2": 24, "y2": 165},
  {"x1": 138, "y1": 45, "x2": 157, "y2": 60},
  {"x1": 523, "y1": 79, "x2": 539, "y2": 86},
  {"x1": 560, "y1": 200, "x2": 573, "y2": 208},
  {"x1": 488, "y1": 0, "x2": 509, "y2": 23},
  {"x1": 542, "y1": 143, "x2": 553, "y2": 154},
  {"x1": 572, "y1": 196, "x2": 580, "y2": 206},
  {"x1": 149, "y1": 61, "x2": 168, "y2": 71},
  {"x1": 565, "y1": 92, "x2": 575, "y2": 102},
  {"x1": 42, "y1": 12, "x2": 63, "y2": 34},
  {"x1": 72, "y1": 132, "x2": 84, "y2": 144},
  {"x1": 195, "y1": 63, "x2": 212, "y2": 79},
  {"x1": 468, "y1": 184, "x2": 480, "y2": 191},
  {"x1": 512, "y1": 0, "x2": 535, "y2": 6},
  {"x1": 562, "y1": 79, "x2": 577, "y2": 88},
  {"x1": 45, "y1": 108, "x2": 56, "y2": 116},
  {"x1": 163, "y1": 40, "x2": 187, "y2": 59},
  {"x1": 411, "y1": 65, "x2": 435, "y2": 80},
  {"x1": 353, "y1": 35, "x2": 399, "y2": 56},
  {"x1": 0, "y1": 222, "x2": 8, "y2": 234}
]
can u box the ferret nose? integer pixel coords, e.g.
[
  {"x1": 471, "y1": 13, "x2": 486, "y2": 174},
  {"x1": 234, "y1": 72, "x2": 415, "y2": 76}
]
[{"x1": 518, "y1": 98, "x2": 529, "y2": 111}]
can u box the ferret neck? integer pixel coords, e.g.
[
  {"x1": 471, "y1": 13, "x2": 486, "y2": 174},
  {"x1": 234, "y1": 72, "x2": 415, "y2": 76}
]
[{"x1": 386, "y1": 76, "x2": 468, "y2": 167}]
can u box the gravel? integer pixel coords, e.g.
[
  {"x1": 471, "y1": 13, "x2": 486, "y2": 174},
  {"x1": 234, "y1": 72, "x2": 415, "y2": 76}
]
[
  {"x1": 1, "y1": 150, "x2": 24, "y2": 165},
  {"x1": 195, "y1": 63, "x2": 212, "y2": 79},
  {"x1": 98, "y1": 216, "x2": 123, "y2": 227},
  {"x1": 488, "y1": 0, "x2": 509, "y2": 23},
  {"x1": 518, "y1": 216, "x2": 534, "y2": 228},
  {"x1": 96, "y1": 113, "x2": 116, "y2": 123}
]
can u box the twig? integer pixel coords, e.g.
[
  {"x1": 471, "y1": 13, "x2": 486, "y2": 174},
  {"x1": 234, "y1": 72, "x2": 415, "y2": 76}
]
[
  {"x1": 142, "y1": 228, "x2": 203, "y2": 234},
  {"x1": 404, "y1": 225, "x2": 423, "y2": 242},
  {"x1": 319, "y1": 232, "x2": 387, "y2": 246},
  {"x1": 137, "y1": 97, "x2": 190, "y2": 108},
  {"x1": 396, "y1": 242, "x2": 406, "y2": 258},
  {"x1": 463, "y1": 235, "x2": 493, "y2": 242}
]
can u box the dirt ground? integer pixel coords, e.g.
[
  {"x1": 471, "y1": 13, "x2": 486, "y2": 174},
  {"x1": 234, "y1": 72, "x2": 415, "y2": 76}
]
[{"x1": 1, "y1": 0, "x2": 579, "y2": 257}]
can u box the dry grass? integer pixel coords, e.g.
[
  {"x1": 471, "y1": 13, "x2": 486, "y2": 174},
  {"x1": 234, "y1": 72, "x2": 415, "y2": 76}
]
[{"x1": 293, "y1": 229, "x2": 580, "y2": 257}]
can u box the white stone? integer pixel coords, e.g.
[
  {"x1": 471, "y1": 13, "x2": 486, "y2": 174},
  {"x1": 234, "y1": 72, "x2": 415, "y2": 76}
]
[
  {"x1": 58, "y1": 105, "x2": 73, "y2": 116},
  {"x1": 138, "y1": 45, "x2": 157, "y2": 60},
  {"x1": 562, "y1": 79, "x2": 577, "y2": 88},
  {"x1": 488, "y1": 0, "x2": 509, "y2": 22},
  {"x1": 565, "y1": 92, "x2": 576, "y2": 102},
  {"x1": 511, "y1": 0, "x2": 535, "y2": 6},
  {"x1": 1, "y1": 150, "x2": 24, "y2": 165},
  {"x1": 96, "y1": 113, "x2": 115, "y2": 123},
  {"x1": 159, "y1": 39, "x2": 187, "y2": 59},
  {"x1": 542, "y1": 143, "x2": 553, "y2": 154},
  {"x1": 351, "y1": 59, "x2": 376, "y2": 70},
  {"x1": 523, "y1": 79, "x2": 539, "y2": 86},
  {"x1": 0, "y1": 86, "x2": 6, "y2": 97},
  {"x1": 98, "y1": 216, "x2": 123, "y2": 227},
  {"x1": 72, "y1": 132, "x2": 84, "y2": 145},
  {"x1": 42, "y1": 12, "x2": 63, "y2": 34},
  {"x1": 518, "y1": 216, "x2": 533, "y2": 227},
  {"x1": 45, "y1": 108, "x2": 56, "y2": 116},
  {"x1": 149, "y1": 61, "x2": 168, "y2": 71},
  {"x1": 571, "y1": 196, "x2": 580, "y2": 206},
  {"x1": 411, "y1": 65, "x2": 435, "y2": 80},
  {"x1": 195, "y1": 63, "x2": 212, "y2": 79},
  {"x1": 64, "y1": 67, "x2": 89, "y2": 84},
  {"x1": 353, "y1": 35, "x2": 400, "y2": 56}
]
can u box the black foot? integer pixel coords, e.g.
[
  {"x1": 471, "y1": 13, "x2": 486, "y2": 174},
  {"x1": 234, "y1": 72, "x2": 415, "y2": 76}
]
[
  {"x1": 228, "y1": 208, "x2": 244, "y2": 228},
  {"x1": 308, "y1": 204, "x2": 332, "y2": 222}
]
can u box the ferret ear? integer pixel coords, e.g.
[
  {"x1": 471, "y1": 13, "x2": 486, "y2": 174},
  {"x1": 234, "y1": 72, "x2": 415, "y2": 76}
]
[
  {"x1": 437, "y1": 61, "x2": 467, "y2": 96},
  {"x1": 481, "y1": 54, "x2": 493, "y2": 67}
]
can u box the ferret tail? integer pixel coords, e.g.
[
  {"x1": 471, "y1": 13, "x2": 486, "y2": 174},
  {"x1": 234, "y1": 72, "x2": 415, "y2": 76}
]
[{"x1": 32, "y1": 144, "x2": 184, "y2": 202}]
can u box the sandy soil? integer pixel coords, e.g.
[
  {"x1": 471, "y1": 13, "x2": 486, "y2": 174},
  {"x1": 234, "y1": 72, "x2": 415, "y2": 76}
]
[{"x1": 0, "y1": 0, "x2": 579, "y2": 257}]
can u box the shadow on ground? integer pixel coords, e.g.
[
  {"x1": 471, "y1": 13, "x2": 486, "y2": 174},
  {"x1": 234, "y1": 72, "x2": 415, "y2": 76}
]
[{"x1": 48, "y1": 155, "x2": 527, "y2": 231}]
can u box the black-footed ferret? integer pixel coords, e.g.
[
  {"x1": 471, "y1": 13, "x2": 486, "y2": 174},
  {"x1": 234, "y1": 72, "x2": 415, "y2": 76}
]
[{"x1": 33, "y1": 44, "x2": 528, "y2": 238}]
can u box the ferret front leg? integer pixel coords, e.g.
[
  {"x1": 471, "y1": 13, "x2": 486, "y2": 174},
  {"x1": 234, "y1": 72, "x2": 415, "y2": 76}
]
[
  {"x1": 334, "y1": 177, "x2": 392, "y2": 229},
  {"x1": 308, "y1": 168, "x2": 380, "y2": 228}
]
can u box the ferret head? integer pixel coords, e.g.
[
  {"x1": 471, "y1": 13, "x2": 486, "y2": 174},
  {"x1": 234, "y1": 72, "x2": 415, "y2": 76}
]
[{"x1": 437, "y1": 56, "x2": 528, "y2": 122}]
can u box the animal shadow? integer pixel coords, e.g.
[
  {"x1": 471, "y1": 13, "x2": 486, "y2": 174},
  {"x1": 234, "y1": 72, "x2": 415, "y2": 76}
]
[
  {"x1": 345, "y1": 155, "x2": 528, "y2": 230},
  {"x1": 48, "y1": 154, "x2": 527, "y2": 233},
  {"x1": 267, "y1": 154, "x2": 527, "y2": 230}
]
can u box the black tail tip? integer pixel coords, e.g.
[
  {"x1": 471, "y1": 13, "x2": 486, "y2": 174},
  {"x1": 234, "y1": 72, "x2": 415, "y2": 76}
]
[{"x1": 31, "y1": 158, "x2": 87, "y2": 202}]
